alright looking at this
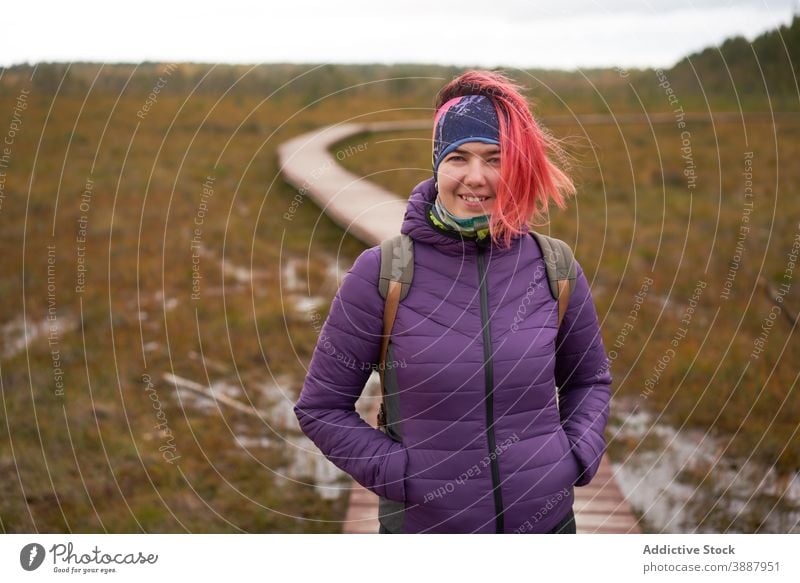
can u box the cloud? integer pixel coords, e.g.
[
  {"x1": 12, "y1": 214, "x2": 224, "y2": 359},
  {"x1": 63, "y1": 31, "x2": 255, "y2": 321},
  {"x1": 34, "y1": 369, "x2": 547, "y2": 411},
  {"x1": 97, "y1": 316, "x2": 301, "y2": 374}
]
[{"x1": 0, "y1": 0, "x2": 796, "y2": 69}]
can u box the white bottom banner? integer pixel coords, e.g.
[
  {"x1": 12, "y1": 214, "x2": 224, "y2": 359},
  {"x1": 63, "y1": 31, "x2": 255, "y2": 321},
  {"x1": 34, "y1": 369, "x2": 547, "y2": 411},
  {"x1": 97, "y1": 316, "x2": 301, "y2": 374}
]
[{"x1": 1, "y1": 534, "x2": 797, "y2": 582}]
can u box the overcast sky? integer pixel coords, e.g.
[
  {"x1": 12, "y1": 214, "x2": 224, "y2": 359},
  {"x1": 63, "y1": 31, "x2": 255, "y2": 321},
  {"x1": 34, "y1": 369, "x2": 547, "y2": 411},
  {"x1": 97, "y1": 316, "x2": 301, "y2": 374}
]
[{"x1": 1, "y1": 0, "x2": 797, "y2": 70}]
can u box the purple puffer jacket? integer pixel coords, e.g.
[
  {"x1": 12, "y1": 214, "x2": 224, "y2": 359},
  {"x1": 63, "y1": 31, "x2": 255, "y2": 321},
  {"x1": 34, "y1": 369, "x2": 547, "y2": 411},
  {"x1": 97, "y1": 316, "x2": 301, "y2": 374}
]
[{"x1": 294, "y1": 177, "x2": 612, "y2": 533}]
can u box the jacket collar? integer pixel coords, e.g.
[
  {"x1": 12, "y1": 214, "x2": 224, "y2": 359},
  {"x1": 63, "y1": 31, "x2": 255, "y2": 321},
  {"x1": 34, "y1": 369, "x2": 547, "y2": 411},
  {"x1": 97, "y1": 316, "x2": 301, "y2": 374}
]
[{"x1": 400, "y1": 177, "x2": 530, "y2": 257}]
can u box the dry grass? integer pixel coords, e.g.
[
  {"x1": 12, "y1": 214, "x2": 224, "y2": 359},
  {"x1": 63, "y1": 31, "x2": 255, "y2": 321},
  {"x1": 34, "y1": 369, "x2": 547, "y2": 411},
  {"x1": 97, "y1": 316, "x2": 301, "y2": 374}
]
[{"x1": 0, "y1": 63, "x2": 797, "y2": 533}]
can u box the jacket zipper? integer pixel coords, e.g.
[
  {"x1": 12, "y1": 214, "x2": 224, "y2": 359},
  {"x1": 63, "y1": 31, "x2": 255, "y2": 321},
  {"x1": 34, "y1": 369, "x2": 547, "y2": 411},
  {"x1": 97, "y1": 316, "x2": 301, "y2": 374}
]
[{"x1": 476, "y1": 242, "x2": 504, "y2": 533}]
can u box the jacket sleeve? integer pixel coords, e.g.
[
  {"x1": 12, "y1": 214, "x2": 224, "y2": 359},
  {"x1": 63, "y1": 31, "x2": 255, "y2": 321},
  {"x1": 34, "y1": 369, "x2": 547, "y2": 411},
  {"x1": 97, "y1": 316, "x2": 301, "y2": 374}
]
[
  {"x1": 554, "y1": 260, "x2": 612, "y2": 487},
  {"x1": 293, "y1": 246, "x2": 408, "y2": 502}
]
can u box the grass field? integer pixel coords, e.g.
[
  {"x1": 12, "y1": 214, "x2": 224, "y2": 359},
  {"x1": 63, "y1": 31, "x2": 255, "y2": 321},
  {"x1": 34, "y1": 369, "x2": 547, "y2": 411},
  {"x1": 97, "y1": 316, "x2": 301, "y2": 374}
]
[{"x1": 0, "y1": 61, "x2": 798, "y2": 532}]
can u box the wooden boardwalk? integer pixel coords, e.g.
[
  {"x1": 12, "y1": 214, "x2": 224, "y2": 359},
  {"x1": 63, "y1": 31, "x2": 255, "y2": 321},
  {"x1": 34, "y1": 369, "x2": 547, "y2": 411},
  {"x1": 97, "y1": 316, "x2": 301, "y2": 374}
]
[{"x1": 278, "y1": 120, "x2": 641, "y2": 534}]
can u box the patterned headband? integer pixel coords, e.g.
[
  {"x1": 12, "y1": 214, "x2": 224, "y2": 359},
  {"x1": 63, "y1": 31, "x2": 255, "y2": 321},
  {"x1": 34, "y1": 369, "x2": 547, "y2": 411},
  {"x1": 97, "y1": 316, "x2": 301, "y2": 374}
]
[{"x1": 432, "y1": 94, "x2": 501, "y2": 179}]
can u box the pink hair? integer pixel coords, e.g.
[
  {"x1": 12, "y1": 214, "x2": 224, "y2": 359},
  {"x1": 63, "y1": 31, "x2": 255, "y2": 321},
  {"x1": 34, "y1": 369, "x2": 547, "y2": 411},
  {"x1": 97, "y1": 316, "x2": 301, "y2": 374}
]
[{"x1": 434, "y1": 70, "x2": 576, "y2": 248}]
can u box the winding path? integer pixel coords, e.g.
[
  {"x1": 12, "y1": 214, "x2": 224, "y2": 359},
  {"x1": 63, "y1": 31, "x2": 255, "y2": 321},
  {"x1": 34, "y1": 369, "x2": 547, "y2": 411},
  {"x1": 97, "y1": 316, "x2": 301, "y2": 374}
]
[{"x1": 278, "y1": 120, "x2": 641, "y2": 534}]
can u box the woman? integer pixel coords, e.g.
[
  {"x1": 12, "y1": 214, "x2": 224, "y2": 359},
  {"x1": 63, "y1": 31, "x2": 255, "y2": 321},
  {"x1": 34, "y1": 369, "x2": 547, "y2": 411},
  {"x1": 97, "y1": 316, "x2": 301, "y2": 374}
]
[{"x1": 294, "y1": 70, "x2": 612, "y2": 534}]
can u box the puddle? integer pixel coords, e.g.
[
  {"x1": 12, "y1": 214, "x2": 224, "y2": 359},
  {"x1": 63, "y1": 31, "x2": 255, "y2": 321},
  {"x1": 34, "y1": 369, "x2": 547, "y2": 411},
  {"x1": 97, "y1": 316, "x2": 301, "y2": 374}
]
[
  {"x1": 609, "y1": 396, "x2": 800, "y2": 533},
  {"x1": 221, "y1": 260, "x2": 269, "y2": 285},
  {"x1": 2, "y1": 314, "x2": 78, "y2": 360},
  {"x1": 155, "y1": 249, "x2": 372, "y2": 505},
  {"x1": 170, "y1": 369, "x2": 350, "y2": 500},
  {"x1": 281, "y1": 257, "x2": 301, "y2": 293},
  {"x1": 293, "y1": 296, "x2": 326, "y2": 313},
  {"x1": 281, "y1": 432, "x2": 349, "y2": 500},
  {"x1": 282, "y1": 253, "x2": 347, "y2": 314},
  {"x1": 235, "y1": 432, "x2": 348, "y2": 500}
]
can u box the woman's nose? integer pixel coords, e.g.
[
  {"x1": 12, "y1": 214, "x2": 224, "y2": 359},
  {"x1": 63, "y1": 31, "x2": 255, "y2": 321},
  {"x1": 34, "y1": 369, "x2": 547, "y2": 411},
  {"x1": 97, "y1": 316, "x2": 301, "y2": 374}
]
[{"x1": 463, "y1": 159, "x2": 487, "y2": 186}]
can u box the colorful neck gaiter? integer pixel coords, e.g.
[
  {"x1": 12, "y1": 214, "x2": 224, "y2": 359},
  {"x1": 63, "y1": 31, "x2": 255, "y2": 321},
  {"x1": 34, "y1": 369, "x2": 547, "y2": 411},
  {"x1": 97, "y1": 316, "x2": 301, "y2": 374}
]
[{"x1": 430, "y1": 194, "x2": 491, "y2": 240}]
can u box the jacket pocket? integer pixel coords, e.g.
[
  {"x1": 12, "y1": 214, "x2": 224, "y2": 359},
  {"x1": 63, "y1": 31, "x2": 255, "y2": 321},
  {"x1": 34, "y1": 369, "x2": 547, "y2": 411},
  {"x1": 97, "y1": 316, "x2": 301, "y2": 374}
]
[
  {"x1": 378, "y1": 427, "x2": 408, "y2": 503},
  {"x1": 557, "y1": 426, "x2": 582, "y2": 486},
  {"x1": 399, "y1": 445, "x2": 427, "y2": 507}
]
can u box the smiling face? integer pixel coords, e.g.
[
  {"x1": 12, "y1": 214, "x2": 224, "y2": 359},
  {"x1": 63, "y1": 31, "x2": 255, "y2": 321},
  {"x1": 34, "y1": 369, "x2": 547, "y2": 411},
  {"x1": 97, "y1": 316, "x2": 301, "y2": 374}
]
[{"x1": 436, "y1": 141, "x2": 501, "y2": 219}]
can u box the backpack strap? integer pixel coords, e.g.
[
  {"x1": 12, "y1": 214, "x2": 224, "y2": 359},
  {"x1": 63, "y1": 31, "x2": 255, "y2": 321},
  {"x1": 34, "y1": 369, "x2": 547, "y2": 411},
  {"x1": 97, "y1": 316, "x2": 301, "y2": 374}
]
[
  {"x1": 529, "y1": 231, "x2": 577, "y2": 328},
  {"x1": 376, "y1": 234, "x2": 414, "y2": 429},
  {"x1": 378, "y1": 234, "x2": 414, "y2": 301}
]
